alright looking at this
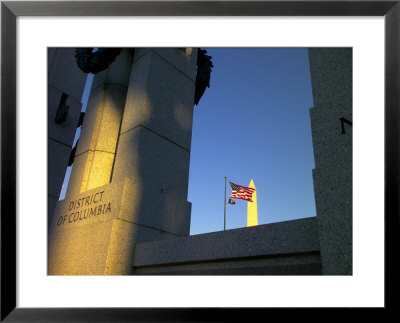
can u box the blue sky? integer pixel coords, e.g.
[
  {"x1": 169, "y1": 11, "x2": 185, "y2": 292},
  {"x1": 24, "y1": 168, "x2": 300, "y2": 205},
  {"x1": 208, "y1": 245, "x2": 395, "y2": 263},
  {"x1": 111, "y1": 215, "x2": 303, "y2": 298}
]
[
  {"x1": 188, "y1": 48, "x2": 315, "y2": 234},
  {"x1": 60, "y1": 48, "x2": 316, "y2": 236}
]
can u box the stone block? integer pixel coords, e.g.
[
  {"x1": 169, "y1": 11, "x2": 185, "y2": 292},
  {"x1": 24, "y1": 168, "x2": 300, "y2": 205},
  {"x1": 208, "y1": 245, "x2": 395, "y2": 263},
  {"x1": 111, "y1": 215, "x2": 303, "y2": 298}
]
[
  {"x1": 118, "y1": 178, "x2": 191, "y2": 236},
  {"x1": 308, "y1": 48, "x2": 352, "y2": 275},
  {"x1": 112, "y1": 126, "x2": 191, "y2": 201},
  {"x1": 74, "y1": 85, "x2": 104, "y2": 155},
  {"x1": 131, "y1": 48, "x2": 152, "y2": 62},
  {"x1": 120, "y1": 49, "x2": 195, "y2": 150},
  {"x1": 133, "y1": 48, "x2": 197, "y2": 70},
  {"x1": 48, "y1": 138, "x2": 71, "y2": 197},
  {"x1": 310, "y1": 104, "x2": 352, "y2": 171},
  {"x1": 133, "y1": 217, "x2": 320, "y2": 267},
  {"x1": 65, "y1": 152, "x2": 89, "y2": 196},
  {"x1": 90, "y1": 48, "x2": 133, "y2": 91},
  {"x1": 81, "y1": 150, "x2": 115, "y2": 192},
  {"x1": 48, "y1": 86, "x2": 82, "y2": 146},
  {"x1": 313, "y1": 167, "x2": 352, "y2": 275},
  {"x1": 75, "y1": 84, "x2": 127, "y2": 156},
  {"x1": 308, "y1": 48, "x2": 352, "y2": 108},
  {"x1": 66, "y1": 50, "x2": 132, "y2": 196},
  {"x1": 48, "y1": 48, "x2": 57, "y2": 76},
  {"x1": 70, "y1": 82, "x2": 128, "y2": 195},
  {"x1": 151, "y1": 48, "x2": 197, "y2": 82},
  {"x1": 104, "y1": 219, "x2": 176, "y2": 275},
  {"x1": 134, "y1": 253, "x2": 322, "y2": 275},
  {"x1": 50, "y1": 184, "x2": 120, "y2": 233},
  {"x1": 48, "y1": 48, "x2": 87, "y2": 100},
  {"x1": 48, "y1": 194, "x2": 59, "y2": 229},
  {"x1": 48, "y1": 219, "x2": 114, "y2": 275},
  {"x1": 49, "y1": 179, "x2": 183, "y2": 275}
]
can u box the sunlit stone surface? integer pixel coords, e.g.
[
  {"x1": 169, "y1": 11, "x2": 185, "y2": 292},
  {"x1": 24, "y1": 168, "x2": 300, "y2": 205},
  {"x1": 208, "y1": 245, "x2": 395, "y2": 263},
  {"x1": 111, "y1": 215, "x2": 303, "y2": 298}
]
[{"x1": 48, "y1": 48, "x2": 197, "y2": 275}]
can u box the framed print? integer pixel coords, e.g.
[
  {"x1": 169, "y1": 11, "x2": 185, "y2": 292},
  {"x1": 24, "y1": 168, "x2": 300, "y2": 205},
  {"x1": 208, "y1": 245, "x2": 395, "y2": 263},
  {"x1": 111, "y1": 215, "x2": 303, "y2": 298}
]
[{"x1": 1, "y1": 0, "x2": 399, "y2": 320}]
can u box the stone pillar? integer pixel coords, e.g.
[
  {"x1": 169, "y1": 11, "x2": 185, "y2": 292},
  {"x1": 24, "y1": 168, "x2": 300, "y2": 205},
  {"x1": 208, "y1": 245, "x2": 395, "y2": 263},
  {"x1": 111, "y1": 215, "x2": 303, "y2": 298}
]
[
  {"x1": 48, "y1": 48, "x2": 86, "y2": 230},
  {"x1": 48, "y1": 48, "x2": 197, "y2": 275},
  {"x1": 308, "y1": 48, "x2": 352, "y2": 275},
  {"x1": 66, "y1": 49, "x2": 134, "y2": 195},
  {"x1": 111, "y1": 48, "x2": 196, "y2": 235}
]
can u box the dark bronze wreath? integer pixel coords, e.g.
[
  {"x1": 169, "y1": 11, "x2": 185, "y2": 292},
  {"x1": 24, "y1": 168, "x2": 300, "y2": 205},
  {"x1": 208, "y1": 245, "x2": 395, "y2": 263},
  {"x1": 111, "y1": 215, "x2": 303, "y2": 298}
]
[{"x1": 75, "y1": 48, "x2": 122, "y2": 74}]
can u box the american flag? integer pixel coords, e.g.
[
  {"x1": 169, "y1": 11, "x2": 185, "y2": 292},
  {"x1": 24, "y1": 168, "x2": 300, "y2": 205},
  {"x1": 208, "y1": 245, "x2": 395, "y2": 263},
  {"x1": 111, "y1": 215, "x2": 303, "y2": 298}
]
[{"x1": 229, "y1": 181, "x2": 256, "y2": 202}]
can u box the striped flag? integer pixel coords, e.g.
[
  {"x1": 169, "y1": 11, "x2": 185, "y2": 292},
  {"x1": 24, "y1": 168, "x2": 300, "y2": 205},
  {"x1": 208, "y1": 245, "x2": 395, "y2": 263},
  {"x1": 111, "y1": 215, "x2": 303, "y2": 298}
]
[{"x1": 229, "y1": 181, "x2": 256, "y2": 202}]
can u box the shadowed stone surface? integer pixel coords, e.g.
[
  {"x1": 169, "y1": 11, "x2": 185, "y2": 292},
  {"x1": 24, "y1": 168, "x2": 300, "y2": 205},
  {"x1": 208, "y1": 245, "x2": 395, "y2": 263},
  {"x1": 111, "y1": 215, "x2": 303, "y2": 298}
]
[
  {"x1": 48, "y1": 89, "x2": 82, "y2": 146},
  {"x1": 49, "y1": 48, "x2": 197, "y2": 275},
  {"x1": 134, "y1": 253, "x2": 322, "y2": 275},
  {"x1": 48, "y1": 48, "x2": 87, "y2": 100},
  {"x1": 48, "y1": 139, "x2": 72, "y2": 198},
  {"x1": 309, "y1": 48, "x2": 352, "y2": 275},
  {"x1": 133, "y1": 217, "x2": 320, "y2": 267},
  {"x1": 118, "y1": 48, "x2": 196, "y2": 151},
  {"x1": 48, "y1": 48, "x2": 86, "y2": 229}
]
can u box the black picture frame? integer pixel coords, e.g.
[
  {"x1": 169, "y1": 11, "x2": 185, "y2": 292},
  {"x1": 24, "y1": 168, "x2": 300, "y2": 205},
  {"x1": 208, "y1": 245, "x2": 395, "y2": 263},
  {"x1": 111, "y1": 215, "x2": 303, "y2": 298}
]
[{"x1": 1, "y1": 0, "x2": 399, "y2": 321}]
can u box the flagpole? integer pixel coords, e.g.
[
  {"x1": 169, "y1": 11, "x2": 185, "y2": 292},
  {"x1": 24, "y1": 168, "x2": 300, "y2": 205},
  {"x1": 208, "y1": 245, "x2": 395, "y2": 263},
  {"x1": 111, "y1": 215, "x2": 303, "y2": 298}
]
[{"x1": 224, "y1": 176, "x2": 227, "y2": 231}]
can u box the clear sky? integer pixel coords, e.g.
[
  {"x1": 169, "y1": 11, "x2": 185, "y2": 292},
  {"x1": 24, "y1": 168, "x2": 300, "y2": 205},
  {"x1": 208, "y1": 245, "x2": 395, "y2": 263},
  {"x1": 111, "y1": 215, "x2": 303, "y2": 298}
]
[
  {"x1": 60, "y1": 48, "x2": 316, "y2": 236},
  {"x1": 188, "y1": 48, "x2": 316, "y2": 235}
]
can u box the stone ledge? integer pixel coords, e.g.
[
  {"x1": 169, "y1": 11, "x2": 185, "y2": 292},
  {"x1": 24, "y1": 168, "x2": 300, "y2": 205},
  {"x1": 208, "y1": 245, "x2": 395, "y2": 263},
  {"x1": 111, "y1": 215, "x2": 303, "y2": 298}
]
[
  {"x1": 133, "y1": 217, "x2": 320, "y2": 267},
  {"x1": 134, "y1": 252, "x2": 322, "y2": 275}
]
